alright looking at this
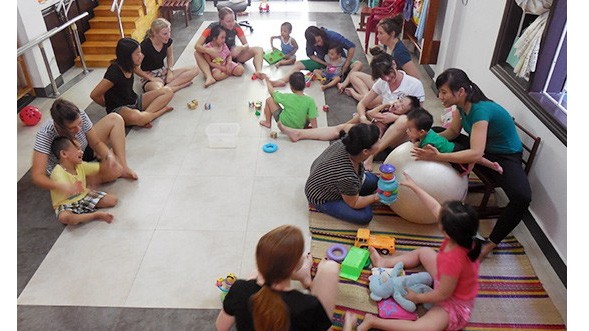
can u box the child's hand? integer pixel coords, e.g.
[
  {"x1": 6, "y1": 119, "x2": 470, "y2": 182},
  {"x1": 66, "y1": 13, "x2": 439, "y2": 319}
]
[
  {"x1": 411, "y1": 144, "x2": 440, "y2": 161},
  {"x1": 59, "y1": 181, "x2": 83, "y2": 197},
  {"x1": 400, "y1": 171, "x2": 417, "y2": 190},
  {"x1": 404, "y1": 287, "x2": 420, "y2": 303}
]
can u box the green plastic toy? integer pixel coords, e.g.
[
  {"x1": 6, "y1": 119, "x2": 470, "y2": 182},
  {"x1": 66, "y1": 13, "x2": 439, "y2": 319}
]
[
  {"x1": 263, "y1": 49, "x2": 285, "y2": 65},
  {"x1": 339, "y1": 246, "x2": 370, "y2": 281}
]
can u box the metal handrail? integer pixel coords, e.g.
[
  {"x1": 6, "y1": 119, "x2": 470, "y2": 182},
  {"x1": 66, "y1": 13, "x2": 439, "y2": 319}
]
[
  {"x1": 17, "y1": 12, "x2": 89, "y2": 98},
  {"x1": 56, "y1": 0, "x2": 76, "y2": 18},
  {"x1": 111, "y1": 0, "x2": 126, "y2": 38}
]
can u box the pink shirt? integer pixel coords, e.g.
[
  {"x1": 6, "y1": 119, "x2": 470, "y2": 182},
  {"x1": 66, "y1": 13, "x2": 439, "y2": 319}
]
[
  {"x1": 204, "y1": 42, "x2": 231, "y2": 65},
  {"x1": 436, "y1": 238, "x2": 480, "y2": 301}
]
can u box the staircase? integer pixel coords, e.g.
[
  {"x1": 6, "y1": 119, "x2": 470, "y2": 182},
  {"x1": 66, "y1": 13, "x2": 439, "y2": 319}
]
[{"x1": 75, "y1": 0, "x2": 161, "y2": 67}]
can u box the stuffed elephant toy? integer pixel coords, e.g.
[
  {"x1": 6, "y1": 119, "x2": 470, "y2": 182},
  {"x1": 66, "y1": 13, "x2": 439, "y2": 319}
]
[{"x1": 368, "y1": 262, "x2": 434, "y2": 312}]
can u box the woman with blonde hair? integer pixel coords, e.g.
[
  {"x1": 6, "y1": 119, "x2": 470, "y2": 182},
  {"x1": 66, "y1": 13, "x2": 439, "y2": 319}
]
[
  {"x1": 215, "y1": 225, "x2": 343, "y2": 331},
  {"x1": 135, "y1": 18, "x2": 199, "y2": 92}
]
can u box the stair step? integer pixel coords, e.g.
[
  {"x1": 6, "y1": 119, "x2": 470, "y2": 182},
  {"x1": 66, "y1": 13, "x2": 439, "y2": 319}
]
[
  {"x1": 85, "y1": 29, "x2": 132, "y2": 41},
  {"x1": 81, "y1": 41, "x2": 119, "y2": 54},
  {"x1": 75, "y1": 54, "x2": 116, "y2": 68},
  {"x1": 90, "y1": 16, "x2": 139, "y2": 30},
  {"x1": 93, "y1": 4, "x2": 144, "y2": 17},
  {"x1": 106, "y1": 0, "x2": 147, "y2": 5}
]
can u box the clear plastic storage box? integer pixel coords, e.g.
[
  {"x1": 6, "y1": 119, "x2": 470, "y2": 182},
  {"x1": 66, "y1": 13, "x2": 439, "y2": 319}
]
[{"x1": 205, "y1": 123, "x2": 240, "y2": 148}]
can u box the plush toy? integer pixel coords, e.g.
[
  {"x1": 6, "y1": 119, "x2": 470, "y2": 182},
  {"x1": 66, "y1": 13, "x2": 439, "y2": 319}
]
[
  {"x1": 368, "y1": 263, "x2": 404, "y2": 301},
  {"x1": 368, "y1": 262, "x2": 434, "y2": 312}
]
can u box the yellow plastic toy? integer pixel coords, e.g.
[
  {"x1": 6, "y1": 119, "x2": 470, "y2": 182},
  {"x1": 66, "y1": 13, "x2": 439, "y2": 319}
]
[{"x1": 354, "y1": 228, "x2": 396, "y2": 255}]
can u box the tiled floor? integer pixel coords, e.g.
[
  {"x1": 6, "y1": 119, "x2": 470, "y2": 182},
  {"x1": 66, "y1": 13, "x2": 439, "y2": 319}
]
[{"x1": 17, "y1": 1, "x2": 566, "y2": 328}]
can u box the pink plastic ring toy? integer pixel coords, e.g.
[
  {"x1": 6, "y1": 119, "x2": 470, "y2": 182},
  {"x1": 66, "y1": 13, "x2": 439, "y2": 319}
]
[{"x1": 326, "y1": 243, "x2": 348, "y2": 263}]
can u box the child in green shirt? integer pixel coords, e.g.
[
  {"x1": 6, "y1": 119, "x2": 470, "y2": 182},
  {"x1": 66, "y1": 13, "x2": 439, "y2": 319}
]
[
  {"x1": 50, "y1": 136, "x2": 118, "y2": 225},
  {"x1": 406, "y1": 108, "x2": 503, "y2": 175},
  {"x1": 259, "y1": 72, "x2": 318, "y2": 130}
]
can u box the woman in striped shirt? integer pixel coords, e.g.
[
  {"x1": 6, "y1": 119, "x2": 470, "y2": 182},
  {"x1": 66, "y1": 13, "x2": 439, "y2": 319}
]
[{"x1": 305, "y1": 123, "x2": 381, "y2": 225}]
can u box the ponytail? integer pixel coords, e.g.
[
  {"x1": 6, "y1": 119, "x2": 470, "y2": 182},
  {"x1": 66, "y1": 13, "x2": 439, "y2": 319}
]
[
  {"x1": 251, "y1": 225, "x2": 304, "y2": 330},
  {"x1": 467, "y1": 238, "x2": 483, "y2": 262},
  {"x1": 250, "y1": 286, "x2": 290, "y2": 331},
  {"x1": 440, "y1": 201, "x2": 481, "y2": 262}
]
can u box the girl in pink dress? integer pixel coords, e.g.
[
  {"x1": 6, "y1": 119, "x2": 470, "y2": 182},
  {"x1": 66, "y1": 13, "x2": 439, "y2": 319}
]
[
  {"x1": 203, "y1": 25, "x2": 245, "y2": 82},
  {"x1": 357, "y1": 171, "x2": 482, "y2": 331}
]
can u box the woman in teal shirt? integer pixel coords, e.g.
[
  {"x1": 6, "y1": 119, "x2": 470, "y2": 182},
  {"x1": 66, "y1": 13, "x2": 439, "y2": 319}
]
[{"x1": 413, "y1": 68, "x2": 531, "y2": 259}]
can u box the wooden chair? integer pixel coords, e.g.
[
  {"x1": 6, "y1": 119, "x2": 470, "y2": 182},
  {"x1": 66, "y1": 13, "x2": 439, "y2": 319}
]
[
  {"x1": 159, "y1": 0, "x2": 192, "y2": 27},
  {"x1": 469, "y1": 119, "x2": 541, "y2": 218}
]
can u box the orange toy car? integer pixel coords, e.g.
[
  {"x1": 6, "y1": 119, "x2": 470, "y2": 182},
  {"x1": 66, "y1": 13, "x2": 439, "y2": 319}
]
[{"x1": 354, "y1": 228, "x2": 396, "y2": 255}]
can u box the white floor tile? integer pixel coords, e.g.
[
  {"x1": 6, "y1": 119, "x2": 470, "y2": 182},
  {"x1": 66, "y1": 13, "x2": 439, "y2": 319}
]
[
  {"x1": 255, "y1": 137, "x2": 328, "y2": 177},
  {"x1": 247, "y1": 176, "x2": 311, "y2": 232},
  {"x1": 17, "y1": 228, "x2": 154, "y2": 307},
  {"x1": 124, "y1": 132, "x2": 192, "y2": 177},
  {"x1": 97, "y1": 175, "x2": 177, "y2": 230},
  {"x1": 180, "y1": 137, "x2": 260, "y2": 177},
  {"x1": 124, "y1": 230, "x2": 245, "y2": 308},
  {"x1": 156, "y1": 175, "x2": 254, "y2": 231}
]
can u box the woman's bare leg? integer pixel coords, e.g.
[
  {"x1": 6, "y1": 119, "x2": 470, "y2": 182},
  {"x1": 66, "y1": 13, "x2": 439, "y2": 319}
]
[
  {"x1": 309, "y1": 258, "x2": 340, "y2": 318},
  {"x1": 364, "y1": 115, "x2": 409, "y2": 171},
  {"x1": 277, "y1": 122, "x2": 352, "y2": 142},
  {"x1": 234, "y1": 46, "x2": 265, "y2": 77},
  {"x1": 92, "y1": 113, "x2": 137, "y2": 180},
  {"x1": 275, "y1": 57, "x2": 296, "y2": 68},
  {"x1": 357, "y1": 307, "x2": 449, "y2": 331},
  {"x1": 142, "y1": 86, "x2": 174, "y2": 114},
  {"x1": 165, "y1": 67, "x2": 199, "y2": 92},
  {"x1": 117, "y1": 87, "x2": 173, "y2": 127},
  {"x1": 368, "y1": 246, "x2": 437, "y2": 277},
  {"x1": 271, "y1": 61, "x2": 306, "y2": 87},
  {"x1": 194, "y1": 50, "x2": 216, "y2": 87},
  {"x1": 343, "y1": 71, "x2": 375, "y2": 101}
]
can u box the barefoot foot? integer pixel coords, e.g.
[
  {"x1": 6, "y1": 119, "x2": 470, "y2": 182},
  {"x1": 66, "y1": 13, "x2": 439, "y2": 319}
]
[
  {"x1": 96, "y1": 212, "x2": 114, "y2": 224},
  {"x1": 204, "y1": 77, "x2": 216, "y2": 88},
  {"x1": 277, "y1": 122, "x2": 300, "y2": 142},
  {"x1": 356, "y1": 313, "x2": 376, "y2": 331},
  {"x1": 479, "y1": 241, "x2": 497, "y2": 260},
  {"x1": 343, "y1": 311, "x2": 358, "y2": 331},
  {"x1": 344, "y1": 87, "x2": 354, "y2": 97},
  {"x1": 120, "y1": 167, "x2": 138, "y2": 180},
  {"x1": 259, "y1": 120, "x2": 271, "y2": 128},
  {"x1": 368, "y1": 246, "x2": 386, "y2": 267},
  {"x1": 270, "y1": 79, "x2": 287, "y2": 87}
]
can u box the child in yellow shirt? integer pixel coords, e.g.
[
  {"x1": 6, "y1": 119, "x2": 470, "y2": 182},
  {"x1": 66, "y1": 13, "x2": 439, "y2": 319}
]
[{"x1": 49, "y1": 136, "x2": 118, "y2": 225}]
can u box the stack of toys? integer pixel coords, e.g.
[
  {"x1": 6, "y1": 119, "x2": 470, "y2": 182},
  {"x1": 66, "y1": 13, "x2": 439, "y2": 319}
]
[
  {"x1": 216, "y1": 273, "x2": 236, "y2": 301},
  {"x1": 377, "y1": 164, "x2": 398, "y2": 205}
]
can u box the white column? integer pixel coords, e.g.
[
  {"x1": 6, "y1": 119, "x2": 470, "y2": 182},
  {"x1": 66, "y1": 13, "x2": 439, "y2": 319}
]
[{"x1": 17, "y1": 0, "x2": 62, "y2": 90}]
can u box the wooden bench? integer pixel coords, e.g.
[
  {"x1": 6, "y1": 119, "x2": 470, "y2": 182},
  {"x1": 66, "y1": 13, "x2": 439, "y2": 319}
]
[
  {"x1": 159, "y1": 0, "x2": 192, "y2": 27},
  {"x1": 469, "y1": 119, "x2": 541, "y2": 218}
]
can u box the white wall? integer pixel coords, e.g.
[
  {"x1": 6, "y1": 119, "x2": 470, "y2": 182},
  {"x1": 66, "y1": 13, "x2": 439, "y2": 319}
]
[
  {"x1": 17, "y1": 0, "x2": 61, "y2": 89},
  {"x1": 435, "y1": 0, "x2": 567, "y2": 262}
]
